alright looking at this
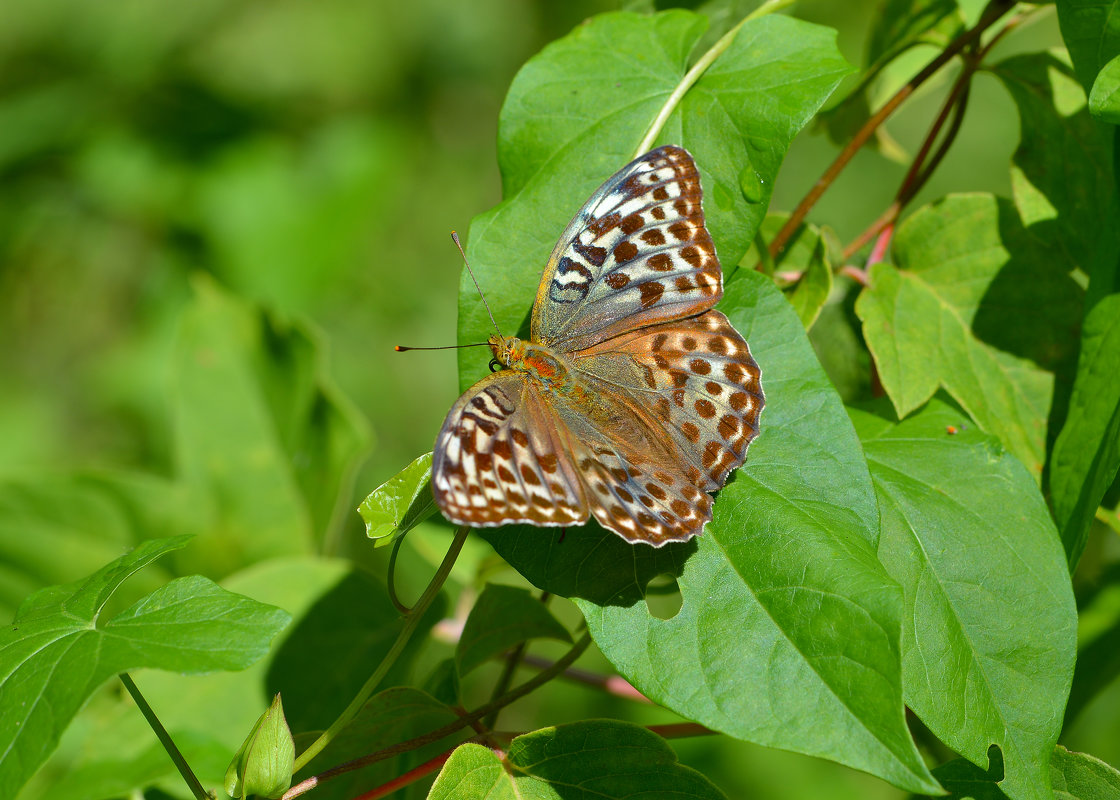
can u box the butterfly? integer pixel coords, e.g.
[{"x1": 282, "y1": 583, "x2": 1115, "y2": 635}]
[{"x1": 431, "y1": 145, "x2": 764, "y2": 546}]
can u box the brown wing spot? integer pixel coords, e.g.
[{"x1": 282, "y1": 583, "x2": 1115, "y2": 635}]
[
  {"x1": 640, "y1": 281, "x2": 665, "y2": 308},
  {"x1": 641, "y1": 229, "x2": 666, "y2": 246},
  {"x1": 468, "y1": 485, "x2": 482, "y2": 496},
  {"x1": 646, "y1": 483, "x2": 668, "y2": 500},
  {"x1": 696, "y1": 271, "x2": 718, "y2": 295},
  {"x1": 507, "y1": 489, "x2": 527, "y2": 504},
  {"x1": 686, "y1": 466, "x2": 702, "y2": 486},
  {"x1": 651, "y1": 206, "x2": 666, "y2": 220},
  {"x1": 706, "y1": 381, "x2": 722, "y2": 396},
  {"x1": 549, "y1": 481, "x2": 567, "y2": 494},
  {"x1": 617, "y1": 487, "x2": 634, "y2": 503},
  {"x1": 725, "y1": 363, "x2": 746, "y2": 384},
  {"x1": 695, "y1": 398, "x2": 716, "y2": 419},
  {"x1": 615, "y1": 241, "x2": 639, "y2": 263},
  {"x1": 681, "y1": 421, "x2": 700, "y2": 443},
  {"x1": 511, "y1": 429, "x2": 529, "y2": 446},
  {"x1": 641, "y1": 363, "x2": 658, "y2": 389},
  {"x1": 675, "y1": 275, "x2": 695, "y2": 292},
  {"x1": 493, "y1": 439, "x2": 513, "y2": 459},
  {"x1": 654, "y1": 397, "x2": 672, "y2": 421},
  {"x1": 482, "y1": 478, "x2": 498, "y2": 489},
  {"x1": 588, "y1": 211, "x2": 621, "y2": 236},
  {"x1": 652, "y1": 333, "x2": 668, "y2": 350},
  {"x1": 578, "y1": 457, "x2": 594, "y2": 471},
  {"x1": 670, "y1": 370, "x2": 688, "y2": 388},
  {"x1": 689, "y1": 358, "x2": 711, "y2": 375},
  {"x1": 637, "y1": 511, "x2": 657, "y2": 528},
  {"x1": 595, "y1": 483, "x2": 610, "y2": 495},
  {"x1": 639, "y1": 495, "x2": 655, "y2": 508},
  {"x1": 647, "y1": 253, "x2": 673, "y2": 272},
  {"x1": 652, "y1": 186, "x2": 669, "y2": 201},
  {"x1": 668, "y1": 221, "x2": 692, "y2": 242},
  {"x1": 573, "y1": 241, "x2": 607, "y2": 266},
  {"x1": 476, "y1": 452, "x2": 493, "y2": 472},
  {"x1": 718, "y1": 414, "x2": 739, "y2": 440},
  {"x1": 620, "y1": 213, "x2": 644, "y2": 234},
  {"x1": 520, "y1": 464, "x2": 541, "y2": 485},
  {"x1": 681, "y1": 246, "x2": 702, "y2": 268},
  {"x1": 539, "y1": 452, "x2": 558, "y2": 473},
  {"x1": 671, "y1": 499, "x2": 689, "y2": 516},
  {"x1": 653, "y1": 471, "x2": 676, "y2": 486},
  {"x1": 610, "y1": 505, "x2": 629, "y2": 520},
  {"x1": 729, "y1": 391, "x2": 750, "y2": 411},
  {"x1": 530, "y1": 493, "x2": 551, "y2": 507},
  {"x1": 497, "y1": 465, "x2": 517, "y2": 483},
  {"x1": 682, "y1": 336, "x2": 698, "y2": 350},
  {"x1": 652, "y1": 353, "x2": 669, "y2": 370},
  {"x1": 610, "y1": 467, "x2": 629, "y2": 482},
  {"x1": 702, "y1": 440, "x2": 722, "y2": 469},
  {"x1": 708, "y1": 337, "x2": 729, "y2": 354},
  {"x1": 605, "y1": 272, "x2": 631, "y2": 289},
  {"x1": 674, "y1": 200, "x2": 692, "y2": 216},
  {"x1": 672, "y1": 389, "x2": 686, "y2": 407}
]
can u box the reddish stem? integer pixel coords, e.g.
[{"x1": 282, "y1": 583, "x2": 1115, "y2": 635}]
[{"x1": 350, "y1": 750, "x2": 455, "y2": 800}]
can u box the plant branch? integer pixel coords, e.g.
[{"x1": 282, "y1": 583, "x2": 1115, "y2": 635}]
[
  {"x1": 766, "y1": 0, "x2": 1017, "y2": 263},
  {"x1": 350, "y1": 749, "x2": 459, "y2": 800},
  {"x1": 292, "y1": 525, "x2": 471, "y2": 774},
  {"x1": 633, "y1": 0, "x2": 796, "y2": 157},
  {"x1": 119, "y1": 673, "x2": 209, "y2": 800},
  {"x1": 519, "y1": 652, "x2": 652, "y2": 704},
  {"x1": 284, "y1": 632, "x2": 592, "y2": 799}
]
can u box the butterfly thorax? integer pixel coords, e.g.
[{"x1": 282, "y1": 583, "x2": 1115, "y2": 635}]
[{"x1": 488, "y1": 334, "x2": 575, "y2": 391}]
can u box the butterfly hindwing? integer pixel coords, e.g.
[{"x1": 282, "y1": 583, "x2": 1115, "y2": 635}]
[
  {"x1": 531, "y1": 145, "x2": 723, "y2": 353},
  {"x1": 573, "y1": 310, "x2": 764, "y2": 491},
  {"x1": 432, "y1": 371, "x2": 587, "y2": 528}
]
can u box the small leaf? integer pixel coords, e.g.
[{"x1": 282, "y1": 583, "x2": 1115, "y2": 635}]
[
  {"x1": 428, "y1": 720, "x2": 728, "y2": 800},
  {"x1": 852, "y1": 399, "x2": 1077, "y2": 800},
  {"x1": 1089, "y1": 53, "x2": 1120, "y2": 123},
  {"x1": 0, "y1": 537, "x2": 291, "y2": 800},
  {"x1": 855, "y1": 194, "x2": 1082, "y2": 479},
  {"x1": 1051, "y1": 745, "x2": 1120, "y2": 798},
  {"x1": 455, "y1": 584, "x2": 571, "y2": 677},
  {"x1": 225, "y1": 693, "x2": 295, "y2": 799},
  {"x1": 739, "y1": 213, "x2": 832, "y2": 329},
  {"x1": 358, "y1": 451, "x2": 437, "y2": 546}
]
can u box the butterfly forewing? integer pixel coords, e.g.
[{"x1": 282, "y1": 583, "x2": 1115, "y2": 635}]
[
  {"x1": 432, "y1": 372, "x2": 588, "y2": 528},
  {"x1": 532, "y1": 145, "x2": 723, "y2": 353}
]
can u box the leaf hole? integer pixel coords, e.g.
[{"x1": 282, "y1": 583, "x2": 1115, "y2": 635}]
[{"x1": 643, "y1": 573, "x2": 682, "y2": 620}]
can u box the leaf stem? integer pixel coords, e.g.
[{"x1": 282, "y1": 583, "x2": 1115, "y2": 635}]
[
  {"x1": 766, "y1": 0, "x2": 1017, "y2": 262},
  {"x1": 518, "y1": 652, "x2": 652, "y2": 704},
  {"x1": 119, "y1": 672, "x2": 210, "y2": 800},
  {"x1": 633, "y1": 0, "x2": 796, "y2": 157},
  {"x1": 351, "y1": 749, "x2": 457, "y2": 800},
  {"x1": 283, "y1": 632, "x2": 592, "y2": 799},
  {"x1": 291, "y1": 524, "x2": 471, "y2": 774}
]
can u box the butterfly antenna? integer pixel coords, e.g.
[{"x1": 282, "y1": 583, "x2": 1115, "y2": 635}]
[
  {"x1": 452, "y1": 231, "x2": 502, "y2": 338},
  {"x1": 394, "y1": 342, "x2": 489, "y2": 352}
]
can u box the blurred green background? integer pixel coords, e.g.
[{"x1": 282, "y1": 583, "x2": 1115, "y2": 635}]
[{"x1": 5, "y1": 1, "x2": 1097, "y2": 798}]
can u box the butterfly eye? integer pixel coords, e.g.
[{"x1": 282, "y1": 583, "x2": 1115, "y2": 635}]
[{"x1": 488, "y1": 358, "x2": 502, "y2": 373}]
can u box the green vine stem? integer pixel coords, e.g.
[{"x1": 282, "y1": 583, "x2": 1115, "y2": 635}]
[
  {"x1": 633, "y1": 0, "x2": 797, "y2": 158},
  {"x1": 119, "y1": 672, "x2": 210, "y2": 800},
  {"x1": 283, "y1": 632, "x2": 593, "y2": 799},
  {"x1": 291, "y1": 524, "x2": 471, "y2": 774}
]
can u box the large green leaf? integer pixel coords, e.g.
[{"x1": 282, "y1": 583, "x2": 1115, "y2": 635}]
[
  {"x1": 457, "y1": 10, "x2": 850, "y2": 388},
  {"x1": 173, "y1": 276, "x2": 370, "y2": 575},
  {"x1": 428, "y1": 720, "x2": 727, "y2": 800},
  {"x1": 484, "y1": 272, "x2": 936, "y2": 793},
  {"x1": 852, "y1": 400, "x2": 1076, "y2": 800},
  {"x1": 855, "y1": 193, "x2": 1083, "y2": 479},
  {"x1": 922, "y1": 747, "x2": 1120, "y2": 800},
  {"x1": 0, "y1": 537, "x2": 290, "y2": 800},
  {"x1": 1055, "y1": 0, "x2": 1120, "y2": 95}
]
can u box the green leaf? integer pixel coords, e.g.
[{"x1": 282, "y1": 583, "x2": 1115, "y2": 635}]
[
  {"x1": 225, "y1": 693, "x2": 295, "y2": 799},
  {"x1": 1089, "y1": 54, "x2": 1120, "y2": 123},
  {"x1": 1055, "y1": 0, "x2": 1120, "y2": 95},
  {"x1": 359, "y1": 451, "x2": 438, "y2": 546},
  {"x1": 455, "y1": 584, "x2": 571, "y2": 677},
  {"x1": 991, "y1": 53, "x2": 1119, "y2": 281},
  {"x1": 0, "y1": 537, "x2": 290, "y2": 800},
  {"x1": 741, "y1": 213, "x2": 833, "y2": 329},
  {"x1": 458, "y1": 10, "x2": 850, "y2": 388},
  {"x1": 484, "y1": 272, "x2": 937, "y2": 793},
  {"x1": 428, "y1": 720, "x2": 728, "y2": 800},
  {"x1": 1051, "y1": 746, "x2": 1120, "y2": 798},
  {"x1": 852, "y1": 400, "x2": 1076, "y2": 800},
  {"x1": 855, "y1": 193, "x2": 1083, "y2": 479},
  {"x1": 173, "y1": 275, "x2": 370, "y2": 575},
  {"x1": 923, "y1": 746, "x2": 1120, "y2": 800}
]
